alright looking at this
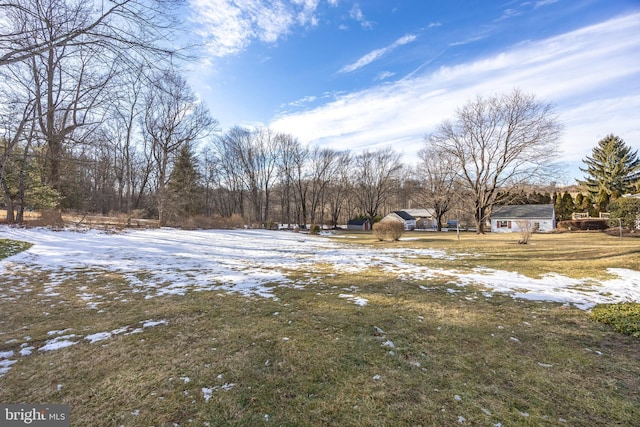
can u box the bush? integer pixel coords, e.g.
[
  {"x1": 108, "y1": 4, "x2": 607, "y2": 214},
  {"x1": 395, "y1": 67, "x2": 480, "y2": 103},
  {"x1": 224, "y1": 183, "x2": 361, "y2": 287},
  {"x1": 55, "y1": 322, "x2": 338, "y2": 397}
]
[
  {"x1": 372, "y1": 220, "x2": 404, "y2": 241},
  {"x1": 591, "y1": 303, "x2": 640, "y2": 338},
  {"x1": 309, "y1": 224, "x2": 321, "y2": 235},
  {"x1": 557, "y1": 219, "x2": 608, "y2": 231},
  {"x1": 608, "y1": 197, "x2": 640, "y2": 229}
]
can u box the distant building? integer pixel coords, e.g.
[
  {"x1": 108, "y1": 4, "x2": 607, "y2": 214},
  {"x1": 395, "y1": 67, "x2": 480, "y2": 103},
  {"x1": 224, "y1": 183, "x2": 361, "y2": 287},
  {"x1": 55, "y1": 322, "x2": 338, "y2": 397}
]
[
  {"x1": 402, "y1": 209, "x2": 437, "y2": 229},
  {"x1": 347, "y1": 219, "x2": 371, "y2": 231},
  {"x1": 490, "y1": 204, "x2": 556, "y2": 233},
  {"x1": 382, "y1": 211, "x2": 416, "y2": 230}
]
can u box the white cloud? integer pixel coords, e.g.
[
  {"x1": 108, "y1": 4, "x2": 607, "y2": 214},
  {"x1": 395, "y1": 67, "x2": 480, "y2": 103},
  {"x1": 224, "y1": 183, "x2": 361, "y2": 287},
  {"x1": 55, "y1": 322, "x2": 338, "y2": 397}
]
[
  {"x1": 339, "y1": 34, "x2": 417, "y2": 73},
  {"x1": 375, "y1": 71, "x2": 395, "y2": 81},
  {"x1": 349, "y1": 4, "x2": 373, "y2": 29},
  {"x1": 271, "y1": 13, "x2": 640, "y2": 173},
  {"x1": 189, "y1": 0, "x2": 322, "y2": 57},
  {"x1": 535, "y1": 0, "x2": 560, "y2": 8}
]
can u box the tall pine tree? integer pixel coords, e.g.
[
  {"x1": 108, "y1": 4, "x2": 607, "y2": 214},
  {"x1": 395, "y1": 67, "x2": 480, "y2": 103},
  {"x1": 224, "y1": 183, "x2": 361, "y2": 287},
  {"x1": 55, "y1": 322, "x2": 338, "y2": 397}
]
[
  {"x1": 166, "y1": 144, "x2": 204, "y2": 222},
  {"x1": 577, "y1": 134, "x2": 640, "y2": 207}
]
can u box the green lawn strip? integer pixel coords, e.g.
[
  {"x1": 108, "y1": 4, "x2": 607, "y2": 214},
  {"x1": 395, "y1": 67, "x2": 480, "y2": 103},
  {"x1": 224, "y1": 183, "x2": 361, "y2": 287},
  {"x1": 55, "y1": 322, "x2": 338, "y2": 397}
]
[{"x1": 0, "y1": 238, "x2": 31, "y2": 259}]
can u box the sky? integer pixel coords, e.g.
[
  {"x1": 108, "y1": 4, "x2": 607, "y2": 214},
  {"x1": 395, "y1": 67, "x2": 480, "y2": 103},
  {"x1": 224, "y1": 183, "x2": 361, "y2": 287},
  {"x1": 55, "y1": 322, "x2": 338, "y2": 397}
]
[{"x1": 185, "y1": 0, "x2": 640, "y2": 184}]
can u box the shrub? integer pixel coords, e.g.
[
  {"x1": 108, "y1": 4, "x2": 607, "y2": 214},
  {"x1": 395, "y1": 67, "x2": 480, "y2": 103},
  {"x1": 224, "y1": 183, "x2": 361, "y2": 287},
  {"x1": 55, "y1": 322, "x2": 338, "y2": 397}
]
[
  {"x1": 515, "y1": 220, "x2": 535, "y2": 244},
  {"x1": 372, "y1": 220, "x2": 404, "y2": 241},
  {"x1": 309, "y1": 224, "x2": 321, "y2": 235},
  {"x1": 591, "y1": 303, "x2": 640, "y2": 338},
  {"x1": 608, "y1": 197, "x2": 640, "y2": 229}
]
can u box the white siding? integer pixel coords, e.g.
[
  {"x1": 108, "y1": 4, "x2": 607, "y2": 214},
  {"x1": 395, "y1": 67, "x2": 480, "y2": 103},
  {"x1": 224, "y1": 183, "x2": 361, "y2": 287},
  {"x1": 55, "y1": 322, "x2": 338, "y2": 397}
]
[{"x1": 491, "y1": 219, "x2": 554, "y2": 233}]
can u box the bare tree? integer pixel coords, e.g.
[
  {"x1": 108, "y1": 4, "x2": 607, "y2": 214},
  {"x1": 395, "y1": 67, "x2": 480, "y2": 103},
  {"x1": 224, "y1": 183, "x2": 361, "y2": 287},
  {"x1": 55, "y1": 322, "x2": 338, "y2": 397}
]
[
  {"x1": 429, "y1": 89, "x2": 562, "y2": 233},
  {"x1": 326, "y1": 151, "x2": 352, "y2": 228},
  {"x1": 353, "y1": 147, "x2": 403, "y2": 223},
  {"x1": 415, "y1": 144, "x2": 458, "y2": 230},
  {"x1": 143, "y1": 71, "x2": 216, "y2": 226},
  {"x1": 307, "y1": 146, "x2": 340, "y2": 226},
  {"x1": 277, "y1": 134, "x2": 307, "y2": 227},
  {"x1": 0, "y1": 0, "x2": 181, "y2": 68},
  {"x1": 213, "y1": 127, "x2": 283, "y2": 225}
]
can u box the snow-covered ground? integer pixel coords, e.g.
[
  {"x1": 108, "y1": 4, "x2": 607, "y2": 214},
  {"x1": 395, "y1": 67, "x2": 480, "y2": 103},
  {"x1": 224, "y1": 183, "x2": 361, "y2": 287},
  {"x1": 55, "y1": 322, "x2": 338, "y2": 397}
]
[
  {"x1": 1, "y1": 226, "x2": 639, "y2": 380},
  {"x1": 1, "y1": 226, "x2": 639, "y2": 311}
]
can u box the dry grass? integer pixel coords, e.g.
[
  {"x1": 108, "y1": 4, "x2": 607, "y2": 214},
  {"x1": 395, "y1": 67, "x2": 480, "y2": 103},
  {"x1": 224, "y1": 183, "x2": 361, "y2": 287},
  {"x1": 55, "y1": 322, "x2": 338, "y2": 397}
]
[
  {"x1": 337, "y1": 230, "x2": 640, "y2": 279},
  {"x1": 0, "y1": 231, "x2": 639, "y2": 426}
]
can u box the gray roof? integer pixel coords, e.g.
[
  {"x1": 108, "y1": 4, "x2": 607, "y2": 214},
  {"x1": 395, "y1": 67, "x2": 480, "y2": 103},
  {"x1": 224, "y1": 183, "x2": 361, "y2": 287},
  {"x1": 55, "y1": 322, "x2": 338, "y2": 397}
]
[
  {"x1": 492, "y1": 204, "x2": 555, "y2": 219},
  {"x1": 402, "y1": 208, "x2": 435, "y2": 218},
  {"x1": 393, "y1": 211, "x2": 416, "y2": 220}
]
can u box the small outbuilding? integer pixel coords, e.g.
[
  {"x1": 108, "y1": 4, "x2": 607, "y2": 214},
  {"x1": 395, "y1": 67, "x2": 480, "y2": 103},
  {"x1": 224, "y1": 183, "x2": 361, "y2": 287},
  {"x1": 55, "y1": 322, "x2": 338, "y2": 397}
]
[
  {"x1": 347, "y1": 219, "x2": 371, "y2": 231},
  {"x1": 490, "y1": 204, "x2": 556, "y2": 233}
]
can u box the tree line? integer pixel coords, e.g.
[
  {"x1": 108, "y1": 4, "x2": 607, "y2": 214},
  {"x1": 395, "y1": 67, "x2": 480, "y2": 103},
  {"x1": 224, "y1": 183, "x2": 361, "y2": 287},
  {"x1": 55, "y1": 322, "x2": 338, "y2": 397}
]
[{"x1": 1, "y1": 1, "x2": 638, "y2": 231}]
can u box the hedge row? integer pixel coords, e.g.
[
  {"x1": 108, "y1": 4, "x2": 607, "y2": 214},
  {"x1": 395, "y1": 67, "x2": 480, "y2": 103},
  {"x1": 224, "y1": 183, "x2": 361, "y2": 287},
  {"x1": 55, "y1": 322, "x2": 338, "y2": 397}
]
[{"x1": 557, "y1": 219, "x2": 608, "y2": 230}]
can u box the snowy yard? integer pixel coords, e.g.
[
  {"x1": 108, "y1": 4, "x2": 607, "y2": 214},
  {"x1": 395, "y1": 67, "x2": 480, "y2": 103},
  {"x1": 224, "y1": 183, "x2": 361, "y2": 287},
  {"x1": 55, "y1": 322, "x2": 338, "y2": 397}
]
[
  {"x1": 1, "y1": 226, "x2": 639, "y2": 426},
  {"x1": 1, "y1": 226, "x2": 638, "y2": 309}
]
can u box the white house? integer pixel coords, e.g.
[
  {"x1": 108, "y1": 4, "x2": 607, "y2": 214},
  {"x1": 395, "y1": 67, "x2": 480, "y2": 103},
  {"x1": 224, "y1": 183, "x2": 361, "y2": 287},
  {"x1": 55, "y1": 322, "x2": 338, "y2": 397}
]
[
  {"x1": 382, "y1": 211, "x2": 417, "y2": 230},
  {"x1": 490, "y1": 204, "x2": 556, "y2": 233}
]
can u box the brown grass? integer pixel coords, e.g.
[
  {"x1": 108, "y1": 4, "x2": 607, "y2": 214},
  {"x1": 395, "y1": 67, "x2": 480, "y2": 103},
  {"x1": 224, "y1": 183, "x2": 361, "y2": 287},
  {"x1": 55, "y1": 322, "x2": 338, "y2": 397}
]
[{"x1": 0, "y1": 231, "x2": 639, "y2": 426}]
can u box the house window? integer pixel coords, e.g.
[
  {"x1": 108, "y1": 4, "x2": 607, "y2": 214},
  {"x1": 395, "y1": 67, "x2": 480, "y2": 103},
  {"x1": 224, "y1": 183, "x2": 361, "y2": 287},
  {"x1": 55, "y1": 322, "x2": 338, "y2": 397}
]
[{"x1": 498, "y1": 220, "x2": 511, "y2": 228}]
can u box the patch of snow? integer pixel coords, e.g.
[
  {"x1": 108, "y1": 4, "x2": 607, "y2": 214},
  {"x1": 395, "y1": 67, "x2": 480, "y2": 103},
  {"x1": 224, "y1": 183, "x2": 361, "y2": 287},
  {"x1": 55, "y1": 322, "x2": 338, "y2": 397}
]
[
  {"x1": 39, "y1": 335, "x2": 78, "y2": 351},
  {"x1": 19, "y1": 346, "x2": 34, "y2": 356},
  {"x1": 338, "y1": 294, "x2": 368, "y2": 306},
  {"x1": 1, "y1": 227, "x2": 639, "y2": 310},
  {"x1": 0, "y1": 358, "x2": 17, "y2": 375},
  {"x1": 85, "y1": 332, "x2": 112, "y2": 344},
  {"x1": 142, "y1": 319, "x2": 168, "y2": 328}
]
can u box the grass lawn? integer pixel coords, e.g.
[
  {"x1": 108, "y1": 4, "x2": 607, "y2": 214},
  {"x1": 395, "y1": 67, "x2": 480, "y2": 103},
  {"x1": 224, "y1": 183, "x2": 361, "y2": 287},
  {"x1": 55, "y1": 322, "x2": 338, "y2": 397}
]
[{"x1": 0, "y1": 230, "x2": 639, "y2": 426}]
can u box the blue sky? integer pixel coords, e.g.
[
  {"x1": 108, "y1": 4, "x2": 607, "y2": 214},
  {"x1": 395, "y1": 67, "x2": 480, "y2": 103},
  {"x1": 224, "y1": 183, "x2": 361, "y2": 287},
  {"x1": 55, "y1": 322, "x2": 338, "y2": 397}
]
[{"x1": 186, "y1": 0, "x2": 640, "y2": 184}]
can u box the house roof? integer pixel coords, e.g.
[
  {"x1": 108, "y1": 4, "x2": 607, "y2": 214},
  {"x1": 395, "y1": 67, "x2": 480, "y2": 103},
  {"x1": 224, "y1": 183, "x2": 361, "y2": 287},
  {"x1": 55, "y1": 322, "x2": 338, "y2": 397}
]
[
  {"x1": 492, "y1": 204, "x2": 555, "y2": 219},
  {"x1": 402, "y1": 208, "x2": 435, "y2": 218},
  {"x1": 393, "y1": 211, "x2": 416, "y2": 221},
  {"x1": 347, "y1": 219, "x2": 369, "y2": 225}
]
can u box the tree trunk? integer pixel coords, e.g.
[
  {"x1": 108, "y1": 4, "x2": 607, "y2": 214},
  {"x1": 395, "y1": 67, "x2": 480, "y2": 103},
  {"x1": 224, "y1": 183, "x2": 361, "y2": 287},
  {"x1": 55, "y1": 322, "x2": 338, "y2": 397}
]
[{"x1": 475, "y1": 204, "x2": 487, "y2": 234}]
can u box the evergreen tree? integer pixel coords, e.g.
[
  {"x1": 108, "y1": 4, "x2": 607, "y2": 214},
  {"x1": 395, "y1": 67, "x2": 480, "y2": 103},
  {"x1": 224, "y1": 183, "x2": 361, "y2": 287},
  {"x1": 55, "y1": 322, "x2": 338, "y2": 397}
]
[
  {"x1": 575, "y1": 193, "x2": 590, "y2": 212},
  {"x1": 608, "y1": 197, "x2": 640, "y2": 229},
  {"x1": 578, "y1": 134, "x2": 640, "y2": 203},
  {"x1": 555, "y1": 191, "x2": 575, "y2": 220},
  {"x1": 166, "y1": 145, "x2": 204, "y2": 222}
]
